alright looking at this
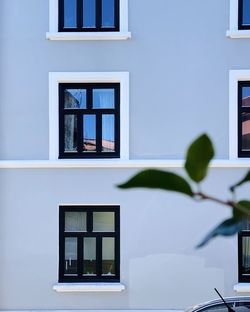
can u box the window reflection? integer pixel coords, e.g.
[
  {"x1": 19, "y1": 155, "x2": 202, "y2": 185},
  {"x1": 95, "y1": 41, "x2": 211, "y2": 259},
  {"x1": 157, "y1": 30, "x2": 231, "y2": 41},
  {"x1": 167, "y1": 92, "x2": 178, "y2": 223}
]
[
  {"x1": 242, "y1": 113, "x2": 250, "y2": 151},
  {"x1": 243, "y1": 0, "x2": 250, "y2": 26},
  {"x1": 242, "y1": 87, "x2": 250, "y2": 107},
  {"x1": 102, "y1": 237, "x2": 115, "y2": 276},
  {"x1": 64, "y1": 115, "x2": 78, "y2": 152},
  {"x1": 93, "y1": 89, "x2": 115, "y2": 108},
  {"x1": 65, "y1": 212, "x2": 87, "y2": 232},
  {"x1": 83, "y1": 237, "x2": 96, "y2": 275},
  {"x1": 102, "y1": 115, "x2": 115, "y2": 152},
  {"x1": 93, "y1": 212, "x2": 115, "y2": 232},
  {"x1": 64, "y1": 89, "x2": 87, "y2": 109},
  {"x1": 242, "y1": 237, "x2": 250, "y2": 275},
  {"x1": 64, "y1": 0, "x2": 77, "y2": 28},
  {"x1": 102, "y1": 0, "x2": 115, "y2": 28},
  {"x1": 83, "y1": 0, "x2": 96, "y2": 28},
  {"x1": 83, "y1": 115, "x2": 96, "y2": 152},
  {"x1": 65, "y1": 237, "x2": 78, "y2": 275}
]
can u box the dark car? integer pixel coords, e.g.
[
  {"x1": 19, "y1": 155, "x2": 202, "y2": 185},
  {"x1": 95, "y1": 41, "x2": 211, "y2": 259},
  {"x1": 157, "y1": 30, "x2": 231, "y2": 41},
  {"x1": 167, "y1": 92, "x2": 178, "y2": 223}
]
[{"x1": 186, "y1": 297, "x2": 250, "y2": 312}]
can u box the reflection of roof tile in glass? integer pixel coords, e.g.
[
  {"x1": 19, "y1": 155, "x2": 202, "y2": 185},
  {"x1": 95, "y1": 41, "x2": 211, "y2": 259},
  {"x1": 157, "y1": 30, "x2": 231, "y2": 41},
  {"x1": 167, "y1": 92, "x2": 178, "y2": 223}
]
[{"x1": 242, "y1": 96, "x2": 250, "y2": 107}]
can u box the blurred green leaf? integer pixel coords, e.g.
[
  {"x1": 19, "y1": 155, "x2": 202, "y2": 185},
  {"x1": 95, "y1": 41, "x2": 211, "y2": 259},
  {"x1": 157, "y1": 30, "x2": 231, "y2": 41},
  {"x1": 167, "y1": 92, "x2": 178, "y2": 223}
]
[
  {"x1": 234, "y1": 200, "x2": 250, "y2": 218},
  {"x1": 230, "y1": 170, "x2": 250, "y2": 192},
  {"x1": 185, "y1": 134, "x2": 214, "y2": 183},
  {"x1": 118, "y1": 169, "x2": 194, "y2": 197},
  {"x1": 196, "y1": 217, "x2": 244, "y2": 248}
]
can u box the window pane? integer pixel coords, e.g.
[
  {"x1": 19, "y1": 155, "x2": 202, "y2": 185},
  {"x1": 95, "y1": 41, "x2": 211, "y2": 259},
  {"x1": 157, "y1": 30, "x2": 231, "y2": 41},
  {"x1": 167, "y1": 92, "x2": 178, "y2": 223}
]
[
  {"x1": 101, "y1": 0, "x2": 115, "y2": 28},
  {"x1": 242, "y1": 236, "x2": 250, "y2": 275},
  {"x1": 242, "y1": 112, "x2": 250, "y2": 151},
  {"x1": 102, "y1": 115, "x2": 115, "y2": 152},
  {"x1": 242, "y1": 86, "x2": 250, "y2": 107},
  {"x1": 65, "y1": 237, "x2": 77, "y2": 275},
  {"x1": 93, "y1": 89, "x2": 115, "y2": 108},
  {"x1": 65, "y1": 212, "x2": 87, "y2": 232},
  {"x1": 83, "y1": 115, "x2": 96, "y2": 152},
  {"x1": 102, "y1": 237, "x2": 115, "y2": 276},
  {"x1": 64, "y1": 0, "x2": 77, "y2": 28},
  {"x1": 64, "y1": 89, "x2": 87, "y2": 109},
  {"x1": 83, "y1": 237, "x2": 96, "y2": 275},
  {"x1": 93, "y1": 212, "x2": 115, "y2": 232},
  {"x1": 64, "y1": 115, "x2": 78, "y2": 152},
  {"x1": 83, "y1": 0, "x2": 96, "y2": 28},
  {"x1": 243, "y1": 0, "x2": 250, "y2": 25}
]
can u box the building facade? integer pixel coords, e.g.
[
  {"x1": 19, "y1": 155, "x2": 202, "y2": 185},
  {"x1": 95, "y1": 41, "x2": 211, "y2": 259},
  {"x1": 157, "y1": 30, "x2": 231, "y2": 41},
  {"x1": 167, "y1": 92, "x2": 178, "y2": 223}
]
[{"x1": 1, "y1": 0, "x2": 250, "y2": 310}]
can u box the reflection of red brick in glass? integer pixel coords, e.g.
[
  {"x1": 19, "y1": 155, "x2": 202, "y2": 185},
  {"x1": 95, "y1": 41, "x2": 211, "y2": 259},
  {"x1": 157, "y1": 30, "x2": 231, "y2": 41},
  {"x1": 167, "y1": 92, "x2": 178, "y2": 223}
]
[
  {"x1": 83, "y1": 139, "x2": 97, "y2": 151},
  {"x1": 243, "y1": 96, "x2": 250, "y2": 107},
  {"x1": 102, "y1": 139, "x2": 115, "y2": 152},
  {"x1": 242, "y1": 113, "x2": 250, "y2": 150}
]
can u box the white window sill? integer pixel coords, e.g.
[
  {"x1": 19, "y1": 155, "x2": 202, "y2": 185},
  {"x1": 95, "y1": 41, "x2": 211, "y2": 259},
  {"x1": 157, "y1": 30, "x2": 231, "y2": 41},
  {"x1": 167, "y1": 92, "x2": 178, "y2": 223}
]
[
  {"x1": 226, "y1": 29, "x2": 250, "y2": 38},
  {"x1": 53, "y1": 283, "x2": 125, "y2": 292},
  {"x1": 46, "y1": 32, "x2": 131, "y2": 41},
  {"x1": 234, "y1": 283, "x2": 250, "y2": 292}
]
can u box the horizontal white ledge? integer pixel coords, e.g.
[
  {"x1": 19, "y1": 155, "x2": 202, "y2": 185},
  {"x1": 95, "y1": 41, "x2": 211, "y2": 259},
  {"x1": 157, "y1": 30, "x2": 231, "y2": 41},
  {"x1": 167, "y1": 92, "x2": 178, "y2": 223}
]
[
  {"x1": 0, "y1": 159, "x2": 250, "y2": 168},
  {"x1": 0, "y1": 310, "x2": 182, "y2": 312},
  {"x1": 53, "y1": 283, "x2": 125, "y2": 292},
  {"x1": 234, "y1": 283, "x2": 250, "y2": 292},
  {"x1": 46, "y1": 32, "x2": 131, "y2": 40},
  {"x1": 226, "y1": 30, "x2": 250, "y2": 38}
]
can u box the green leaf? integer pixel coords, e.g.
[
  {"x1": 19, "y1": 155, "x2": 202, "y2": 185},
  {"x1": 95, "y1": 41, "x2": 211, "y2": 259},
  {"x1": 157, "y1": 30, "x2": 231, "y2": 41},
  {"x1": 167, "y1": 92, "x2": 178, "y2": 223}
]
[
  {"x1": 230, "y1": 170, "x2": 250, "y2": 192},
  {"x1": 184, "y1": 134, "x2": 215, "y2": 183},
  {"x1": 196, "y1": 217, "x2": 244, "y2": 248},
  {"x1": 234, "y1": 200, "x2": 250, "y2": 218},
  {"x1": 117, "y1": 169, "x2": 194, "y2": 197}
]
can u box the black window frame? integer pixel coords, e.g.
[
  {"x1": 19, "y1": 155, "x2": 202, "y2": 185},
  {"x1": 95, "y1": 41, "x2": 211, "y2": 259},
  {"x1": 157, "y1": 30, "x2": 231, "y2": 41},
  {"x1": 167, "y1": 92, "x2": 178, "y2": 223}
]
[
  {"x1": 59, "y1": 82, "x2": 120, "y2": 159},
  {"x1": 238, "y1": 230, "x2": 250, "y2": 282},
  {"x1": 238, "y1": 81, "x2": 250, "y2": 157},
  {"x1": 59, "y1": 205, "x2": 120, "y2": 283},
  {"x1": 238, "y1": 0, "x2": 250, "y2": 29},
  {"x1": 58, "y1": 0, "x2": 120, "y2": 32}
]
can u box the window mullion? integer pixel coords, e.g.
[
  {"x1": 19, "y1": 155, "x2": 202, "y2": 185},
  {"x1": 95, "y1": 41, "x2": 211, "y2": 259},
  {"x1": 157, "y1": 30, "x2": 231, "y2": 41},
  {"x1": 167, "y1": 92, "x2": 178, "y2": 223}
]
[
  {"x1": 78, "y1": 236, "x2": 83, "y2": 277},
  {"x1": 77, "y1": 0, "x2": 83, "y2": 29},
  {"x1": 96, "y1": 235, "x2": 102, "y2": 277},
  {"x1": 96, "y1": 0, "x2": 102, "y2": 30},
  {"x1": 96, "y1": 113, "x2": 102, "y2": 153},
  {"x1": 77, "y1": 112, "x2": 83, "y2": 153}
]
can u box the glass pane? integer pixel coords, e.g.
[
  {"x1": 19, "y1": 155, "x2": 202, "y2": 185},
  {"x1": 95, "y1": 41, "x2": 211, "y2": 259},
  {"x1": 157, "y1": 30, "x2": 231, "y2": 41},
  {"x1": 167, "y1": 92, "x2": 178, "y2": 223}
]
[
  {"x1": 83, "y1": 115, "x2": 96, "y2": 152},
  {"x1": 93, "y1": 89, "x2": 115, "y2": 108},
  {"x1": 102, "y1": 237, "x2": 115, "y2": 276},
  {"x1": 65, "y1": 237, "x2": 77, "y2": 275},
  {"x1": 93, "y1": 212, "x2": 115, "y2": 232},
  {"x1": 83, "y1": 237, "x2": 96, "y2": 275},
  {"x1": 242, "y1": 86, "x2": 250, "y2": 107},
  {"x1": 65, "y1": 212, "x2": 87, "y2": 232},
  {"x1": 83, "y1": 0, "x2": 96, "y2": 28},
  {"x1": 242, "y1": 236, "x2": 250, "y2": 275},
  {"x1": 64, "y1": 0, "x2": 77, "y2": 28},
  {"x1": 64, "y1": 115, "x2": 77, "y2": 152},
  {"x1": 64, "y1": 89, "x2": 87, "y2": 109},
  {"x1": 243, "y1": 0, "x2": 250, "y2": 25},
  {"x1": 242, "y1": 112, "x2": 250, "y2": 151},
  {"x1": 102, "y1": 115, "x2": 115, "y2": 152},
  {"x1": 102, "y1": 0, "x2": 115, "y2": 28}
]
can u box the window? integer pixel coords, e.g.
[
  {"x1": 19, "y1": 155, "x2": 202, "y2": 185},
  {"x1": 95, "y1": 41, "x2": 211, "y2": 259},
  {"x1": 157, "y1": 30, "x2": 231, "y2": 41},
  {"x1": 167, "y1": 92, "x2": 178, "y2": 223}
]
[
  {"x1": 238, "y1": 230, "x2": 250, "y2": 282},
  {"x1": 49, "y1": 72, "x2": 129, "y2": 161},
  {"x1": 59, "y1": 206, "x2": 120, "y2": 283},
  {"x1": 238, "y1": 0, "x2": 250, "y2": 29},
  {"x1": 229, "y1": 70, "x2": 250, "y2": 159},
  {"x1": 59, "y1": 0, "x2": 119, "y2": 32},
  {"x1": 238, "y1": 82, "x2": 250, "y2": 157},
  {"x1": 227, "y1": 0, "x2": 250, "y2": 38},
  {"x1": 46, "y1": 0, "x2": 131, "y2": 40},
  {"x1": 59, "y1": 83, "x2": 120, "y2": 158}
]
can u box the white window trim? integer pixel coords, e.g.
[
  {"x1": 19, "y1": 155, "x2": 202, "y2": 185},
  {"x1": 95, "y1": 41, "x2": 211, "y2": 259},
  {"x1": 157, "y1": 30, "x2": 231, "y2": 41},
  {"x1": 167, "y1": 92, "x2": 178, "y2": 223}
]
[
  {"x1": 49, "y1": 72, "x2": 129, "y2": 161},
  {"x1": 46, "y1": 0, "x2": 131, "y2": 41},
  {"x1": 229, "y1": 69, "x2": 250, "y2": 160},
  {"x1": 53, "y1": 282, "x2": 125, "y2": 292},
  {"x1": 227, "y1": 0, "x2": 250, "y2": 38}
]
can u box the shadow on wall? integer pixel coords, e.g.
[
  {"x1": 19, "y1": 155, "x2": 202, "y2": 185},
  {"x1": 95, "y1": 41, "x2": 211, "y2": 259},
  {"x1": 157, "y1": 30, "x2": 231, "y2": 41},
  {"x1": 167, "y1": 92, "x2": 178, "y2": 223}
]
[{"x1": 129, "y1": 253, "x2": 224, "y2": 310}]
